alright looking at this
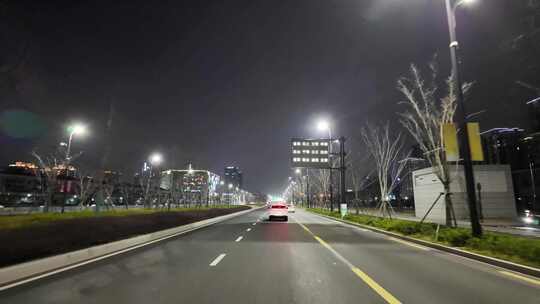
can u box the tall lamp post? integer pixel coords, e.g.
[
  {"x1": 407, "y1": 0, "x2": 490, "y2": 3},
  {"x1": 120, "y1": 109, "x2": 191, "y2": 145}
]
[
  {"x1": 317, "y1": 119, "x2": 335, "y2": 212},
  {"x1": 65, "y1": 123, "x2": 87, "y2": 162},
  {"x1": 146, "y1": 152, "x2": 163, "y2": 208},
  {"x1": 444, "y1": 0, "x2": 482, "y2": 236}
]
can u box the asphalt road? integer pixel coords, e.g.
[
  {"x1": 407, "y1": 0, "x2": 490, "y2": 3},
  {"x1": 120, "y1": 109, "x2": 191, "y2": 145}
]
[{"x1": 2, "y1": 208, "x2": 539, "y2": 303}]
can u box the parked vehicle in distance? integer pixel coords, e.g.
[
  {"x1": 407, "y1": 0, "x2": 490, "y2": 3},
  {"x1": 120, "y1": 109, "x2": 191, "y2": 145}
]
[
  {"x1": 268, "y1": 203, "x2": 288, "y2": 221},
  {"x1": 287, "y1": 204, "x2": 295, "y2": 213}
]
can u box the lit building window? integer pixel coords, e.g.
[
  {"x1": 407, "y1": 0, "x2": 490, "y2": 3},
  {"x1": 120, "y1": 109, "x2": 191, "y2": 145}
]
[
  {"x1": 302, "y1": 158, "x2": 310, "y2": 162},
  {"x1": 320, "y1": 150, "x2": 328, "y2": 155},
  {"x1": 302, "y1": 150, "x2": 310, "y2": 154},
  {"x1": 321, "y1": 142, "x2": 328, "y2": 146},
  {"x1": 320, "y1": 158, "x2": 328, "y2": 162},
  {"x1": 311, "y1": 158, "x2": 319, "y2": 162},
  {"x1": 302, "y1": 142, "x2": 310, "y2": 146},
  {"x1": 293, "y1": 158, "x2": 301, "y2": 162},
  {"x1": 312, "y1": 150, "x2": 319, "y2": 154},
  {"x1": 293, "y1": 142, "x2": 301, "y2": 146},
  {"x1": 312, "y1": 142, "x2": 319, "y2": 146},
  {"x1": 293, "y1": 150, "x2": 300, "y2": 154}
]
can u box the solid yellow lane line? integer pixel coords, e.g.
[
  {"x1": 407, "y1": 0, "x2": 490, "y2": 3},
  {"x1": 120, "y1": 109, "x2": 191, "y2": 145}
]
[
  {"x1": 295, "y1": 219, "x2": 402, "y2": 304},
  {"x1": 351, "y1": 267, "x2": 402, "y2": 304},
  {"x1": 499, "y1": 271, "x2": 540, "y2": 287}
]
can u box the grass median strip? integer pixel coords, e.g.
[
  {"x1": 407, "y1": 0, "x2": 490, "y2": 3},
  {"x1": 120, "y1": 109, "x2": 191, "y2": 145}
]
[
  {"x1": 0, "y1": 206, "x2": 249, "y2": 267},
  {"x1": 308, "y1": 208, "x2": 540, "y2": 269},
  {"x1": 295, "y1": 219, "x2": 401, "y2": 304}
]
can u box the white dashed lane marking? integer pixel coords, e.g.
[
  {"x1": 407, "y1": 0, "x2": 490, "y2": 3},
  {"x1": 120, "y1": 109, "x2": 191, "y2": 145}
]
[{"x1": 209, "y1": 253, "x2": 227, "y2": 267}]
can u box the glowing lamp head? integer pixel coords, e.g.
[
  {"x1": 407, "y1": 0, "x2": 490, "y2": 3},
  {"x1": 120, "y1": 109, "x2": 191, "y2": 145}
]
[
  {"x1": 317, "y1": 120, "x2": 330, "y2": 132},
  {"x1": 68, "y1": 123, "x2": 87, "y2": 136},
  {"x1": 149, "y1": 153, "x2": 163, "y2": 166}
]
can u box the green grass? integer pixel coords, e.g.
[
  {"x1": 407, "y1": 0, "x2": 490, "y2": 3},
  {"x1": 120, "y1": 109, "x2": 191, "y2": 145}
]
[
  {"x1": 0, "y1": 205, "x2": 243, "y2": 230},
  {"x1": 308, "y1": 208, "x2": 540, "y2": 269}
]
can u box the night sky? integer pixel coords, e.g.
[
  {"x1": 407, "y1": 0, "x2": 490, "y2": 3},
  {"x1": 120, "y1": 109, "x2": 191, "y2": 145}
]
[{"x1": 1, "y1": 0, "x2": 537, "y2": 194}]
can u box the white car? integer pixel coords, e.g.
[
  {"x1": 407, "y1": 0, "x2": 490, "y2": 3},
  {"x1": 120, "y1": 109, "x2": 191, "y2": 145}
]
[
  {"x1": 268, "y1": 203, "x2": 288, "y2": 221},
  {"x1": 287, "y1": 204, "x2": 295, "y2": 213}
]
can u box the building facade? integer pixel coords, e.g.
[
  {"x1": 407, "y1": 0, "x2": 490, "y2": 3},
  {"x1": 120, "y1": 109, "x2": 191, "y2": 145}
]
[{"x1": 224, "y1": 166, "x2": 243, "y2": 189}]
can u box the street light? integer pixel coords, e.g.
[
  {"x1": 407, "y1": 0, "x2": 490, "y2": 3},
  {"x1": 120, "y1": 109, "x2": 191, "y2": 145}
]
[
  {"x1": 65, "y1": 123, "x2": 87, "y2": 161},
  {"x1": 316, "y1": 118, "x2": 335, "y2": 212},
  {"x1": 443, "y1": 0, "x2": 482, "y2": 236},
  {"x1": 295, "y1": 168, "x2": 301, "y2": 175},
  {"x1": 149, "y1": 153, "x2": 163, "y2": 166}
]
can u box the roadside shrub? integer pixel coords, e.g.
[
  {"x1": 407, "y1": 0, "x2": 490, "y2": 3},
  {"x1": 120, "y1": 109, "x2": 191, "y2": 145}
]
[{"x1": 437, "y1": 228, "x2": 472, "y2": 247}]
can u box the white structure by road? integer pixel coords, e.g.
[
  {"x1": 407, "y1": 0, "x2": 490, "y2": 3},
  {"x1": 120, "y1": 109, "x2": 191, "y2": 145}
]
[{"x1": 412, "y1": 165, "x2": 517, "y2": 224}]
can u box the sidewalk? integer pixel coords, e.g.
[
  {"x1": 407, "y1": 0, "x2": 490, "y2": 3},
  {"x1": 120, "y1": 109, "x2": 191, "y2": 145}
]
[{"x1": 356, "y1": 209, "x2": 540, "y2": 238}]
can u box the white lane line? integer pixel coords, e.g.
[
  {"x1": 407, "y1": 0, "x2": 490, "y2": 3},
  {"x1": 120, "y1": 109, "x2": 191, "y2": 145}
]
[
  {"x1": 252, "y1": 223, "x2": 256, "y2": 226},
  {"x1": 387, "y1": 237, "x2": 430, "y2": 251},
  {"x1": 209, "y1": 253, "x2": 227, "y2": 266},
  {"x1": 246, "y1": 228, "x2": 252, "y2": 232},
  {"x1": 235, "y1": 236, "x2": 243, "y2": 242}
]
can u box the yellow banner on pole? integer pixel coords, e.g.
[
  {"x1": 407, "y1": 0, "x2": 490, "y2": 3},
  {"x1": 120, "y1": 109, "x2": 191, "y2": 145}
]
[
  {"x1": 443, "y1": 122, "x2": 484, "y2": 162},
  {"x1": 467, "y1": 122, "x2": 484, "y2": 161},
  {"x1": 443, "y1": 123, "x2": 459, "y2": 161}
]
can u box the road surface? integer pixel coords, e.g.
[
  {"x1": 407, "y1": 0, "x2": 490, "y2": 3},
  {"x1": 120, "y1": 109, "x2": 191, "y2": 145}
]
[{"x1": 2, "y1": 208, "x2": 539, "y2": 303}]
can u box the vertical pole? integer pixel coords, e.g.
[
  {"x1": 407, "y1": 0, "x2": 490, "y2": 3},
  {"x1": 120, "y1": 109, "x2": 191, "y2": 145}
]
[
  {"x1": 329, "y1": 130, "x2": 334, "y2": 212},
  {"x1": 306, "y1": 169, "x2": 310, "y2": 208},
  {"x1": 445, "y1": 0, "x2": 482, "y2": 236},
  {"x1": 66, "y1": 132, "x2": 74, "y2": 162},
  {"x1": 340, "y1": 137, "x2": 346, "y2": 209}
]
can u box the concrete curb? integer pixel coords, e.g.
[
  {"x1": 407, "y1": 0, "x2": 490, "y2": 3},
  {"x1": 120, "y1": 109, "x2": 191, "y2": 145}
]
[
  {"x1": 0, "y1": 206, "x2": 261, "y2": 290},
  {"x1": 310, "y1": 211, "x2": 540, "y2": 279}
]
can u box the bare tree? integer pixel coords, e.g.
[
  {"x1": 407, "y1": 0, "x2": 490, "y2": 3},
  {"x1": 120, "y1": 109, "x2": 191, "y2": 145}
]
[
  {"x1": 75, "y1": 170, "x2": 97, "y2": 207},
  {"x1": 31, "y1": 151, "x2": 64, "y2": 213},
  {"x1": 398, "y1": 62, "x2": 471, "y2": 226},
  {"x1": 361, "y1": 123, "x2": 408, "y2": 218},
  {"x1": 348, "y1": 151, "x2": 376, "y2": 214},
  {"x1": 311, "y1": 169, "x2": 330, "y2": 209}
]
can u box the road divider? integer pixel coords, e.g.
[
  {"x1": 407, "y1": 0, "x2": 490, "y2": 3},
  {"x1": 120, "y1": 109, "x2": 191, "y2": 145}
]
[{"x1": 0, "y1": 206, "x2": 262, "y2": 291}]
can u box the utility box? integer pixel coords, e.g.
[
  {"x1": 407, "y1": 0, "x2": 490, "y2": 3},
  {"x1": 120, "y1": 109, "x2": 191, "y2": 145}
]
[{"x1": 412, "y1": 165, "x2": 517, "y2": 224}]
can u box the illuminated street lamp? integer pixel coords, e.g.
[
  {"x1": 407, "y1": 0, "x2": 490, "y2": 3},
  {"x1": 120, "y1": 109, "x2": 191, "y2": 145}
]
[
  {"x1": 391, "y1": 0, "x2": 480, "y2": 235},
  {"x1": 149, "y1": 153, "x2": 163, "y2": 166},
  {"x1": 444, "y1": 0, "x2": 482, "y2": 236},
  {"x1": 65, "y1": 123, "x2": 87, "y2": 161},
  {"x1": 316, "y1": 118, "x2": 335, "y2": 211}
]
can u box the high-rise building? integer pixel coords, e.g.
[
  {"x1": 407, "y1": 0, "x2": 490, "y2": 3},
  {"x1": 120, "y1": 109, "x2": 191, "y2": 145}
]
[{"x1": 224, "y1": 166, "x2": 243, "y2": 189}]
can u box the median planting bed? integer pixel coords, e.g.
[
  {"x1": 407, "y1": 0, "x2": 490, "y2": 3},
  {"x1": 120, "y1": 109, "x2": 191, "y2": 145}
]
[
  {"x1": 0, "y1": 206, "x2": 249, "y2": 267},
  {"x1": 308, "y1": 208, "x2": 540, "y2": 268}
]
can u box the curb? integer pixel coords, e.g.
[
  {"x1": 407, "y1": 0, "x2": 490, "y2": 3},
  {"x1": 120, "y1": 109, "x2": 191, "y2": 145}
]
[
  {"x1": 0, "y1": 206, "x2": 261, "y2": 290},
  {"x1": 309, "y1": 211, "x2": 540, "y2": 279}
]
